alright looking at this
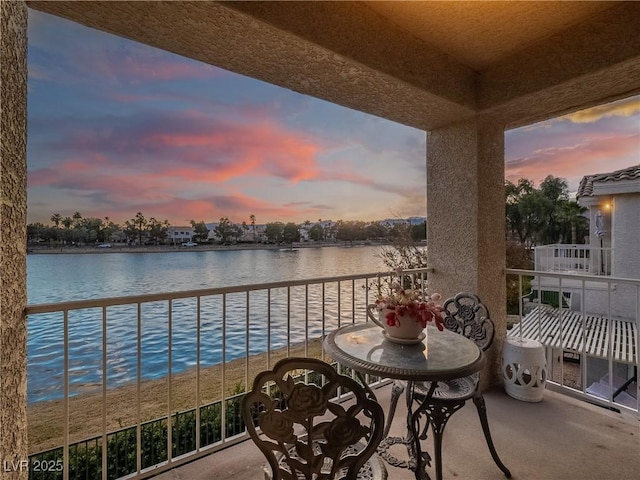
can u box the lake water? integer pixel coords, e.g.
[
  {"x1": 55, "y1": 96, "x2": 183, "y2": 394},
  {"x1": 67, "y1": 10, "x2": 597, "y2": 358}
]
[
  {"x1": 27, "y1": 245, "x2": 387, "y2": 303},
  {"x1": 27, "y1": 245, "x2": 390, "y2": 402}
]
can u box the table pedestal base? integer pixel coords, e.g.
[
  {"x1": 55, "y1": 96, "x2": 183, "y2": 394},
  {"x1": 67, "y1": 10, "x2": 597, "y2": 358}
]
[{"x1": 378, "y1": 435, "x2": 422, "y2": 471}]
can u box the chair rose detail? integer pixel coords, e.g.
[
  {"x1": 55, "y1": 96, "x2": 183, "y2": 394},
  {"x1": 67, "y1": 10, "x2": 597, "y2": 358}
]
[{"x1": 242, "y1": 357, "x2": 387, "y2": 480}]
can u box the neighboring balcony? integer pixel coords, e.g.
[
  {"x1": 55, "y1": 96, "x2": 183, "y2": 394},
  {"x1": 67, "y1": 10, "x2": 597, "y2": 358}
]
[
  {"x1": 507, "y1": 269, "x2": 638, "y2": 414},
  {"x1": 534, "y1": 244, "x2": 612, "y2": 276},
  {"x1": 25, "y1": 268, "x2": 638, "y2": 479}
]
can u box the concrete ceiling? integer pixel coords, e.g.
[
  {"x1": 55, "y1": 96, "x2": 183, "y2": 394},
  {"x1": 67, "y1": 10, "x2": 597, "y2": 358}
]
[
  {"x1": 28, "y1": 1, "x2": 640, "y2": 131},
  {"x1": 363, "y1": 1, "x2": 618, "y2": 71}
]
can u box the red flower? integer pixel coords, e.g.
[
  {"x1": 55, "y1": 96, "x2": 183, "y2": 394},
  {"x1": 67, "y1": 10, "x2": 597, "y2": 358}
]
[{"x1": 385, "y1": 310, "x2": 397, "y2": 326}]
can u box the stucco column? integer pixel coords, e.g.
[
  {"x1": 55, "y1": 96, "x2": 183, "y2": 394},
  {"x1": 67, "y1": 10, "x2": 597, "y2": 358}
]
[
  {"x1": 1, "y1": 1, "x2": 29, "y2": 478},
  {"x1": 427, "y1": 117, "x2": 506, "y2": 386}
]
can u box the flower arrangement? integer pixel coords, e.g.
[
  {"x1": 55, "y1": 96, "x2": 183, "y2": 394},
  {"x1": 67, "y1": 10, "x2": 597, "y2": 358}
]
[{"x1": 373, "y1": 268, "x2": 445, "y2": 331}]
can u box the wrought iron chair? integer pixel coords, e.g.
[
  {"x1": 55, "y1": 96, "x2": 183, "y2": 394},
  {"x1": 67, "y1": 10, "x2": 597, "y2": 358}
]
[
  {"x1": 242, "y1": 357, "x2": 388, "y2": 480},
  {"x1": 383, "y1": 293, "x2": 511, "y2": 479}
]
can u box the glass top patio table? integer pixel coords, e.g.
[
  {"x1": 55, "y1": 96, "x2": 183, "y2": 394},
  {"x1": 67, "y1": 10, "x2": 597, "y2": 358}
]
[
  {"x1": 324, "y1": 322, "x2": 486, "y2": 480},
  {"x1": 324, "y1": 323, "x2": 485, "y2": 382}
]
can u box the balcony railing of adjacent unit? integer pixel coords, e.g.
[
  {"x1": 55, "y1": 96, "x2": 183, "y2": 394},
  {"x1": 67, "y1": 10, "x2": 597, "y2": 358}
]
[
  {"x1": 25, "y1": 268, "x2": 429, "y2": 480},
  {"x1": 507, "y1": 269, "x2": 639, "y2": 415},
  {"x1": 534, "y1": 244, "x2": 613, "y2": 275}
]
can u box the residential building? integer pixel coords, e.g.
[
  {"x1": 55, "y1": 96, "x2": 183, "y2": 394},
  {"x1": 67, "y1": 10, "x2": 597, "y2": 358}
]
[{"x1": 166, "y1": 226, "x2": 195, "y2": 245}]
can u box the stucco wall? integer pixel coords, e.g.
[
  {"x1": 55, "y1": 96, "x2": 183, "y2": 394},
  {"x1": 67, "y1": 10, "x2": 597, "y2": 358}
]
[
  {"x1": 426, "y1": 117, "x2": 506, "y2": 386},
  {"x1": 611, "y1": 193, "x2": 640, "y2": 321},
  {"x1": 612, "y1": 194, "x2": 640, "y2": 280},
  {"x1": 1, "y1": 1, "x2": 28, "y2": 478}
]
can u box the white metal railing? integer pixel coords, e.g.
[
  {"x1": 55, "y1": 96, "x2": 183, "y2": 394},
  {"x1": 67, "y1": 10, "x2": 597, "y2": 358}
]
[
  {"x1": 26, "y1": 268, "x2": 430, "y2": 479},
  {"x1": 507, "y1": 268, "x2": 639, "y2": 415},
  {"x1": 534, "y1": 244, "x2": 613, "y2": 275}
]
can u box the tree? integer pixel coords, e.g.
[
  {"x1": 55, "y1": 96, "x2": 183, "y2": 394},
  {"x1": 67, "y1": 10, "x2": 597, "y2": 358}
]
[
  {"x1": 61, "y1": 216, "x2": 73, "y2": 244},
  {"x1": 123, "y1": 221, "x2": 138, "y2": 245},
  {"x1": 365, "y1": 221, "x2": 387, "y2": 240},
  {"x1": 540, "y1": 175, "x2": 568, "y2": 203},
  {"x1": 335, "y1": 220, "x2": 366, "y2": 242},
  {"x1": 72, "y1": 211, "x2": 83, "y2": 228},
  {"x1": 518, "y1": 189, "x2": 552, "y2": 246},
  {"x1": 249, "y1": 214, "x2": 257, "y2": 242},
  {"x1": 538, "y1": 175, "x2": 569, "y2": 244},
  {"x1": 148, "y1": 218, "x2": 170, "y2": 245},
  {"x1": 302, "y1": 220, "x2": 311, "y2": 240},
  {"x1": 102, "y1": 216, "x2": 118, "y2": 243},
  {"x1": 505, "y1": 178, "x2": 551, "y2": 247},
  {"x1": 506, "y1": 176, "x2": 586, "y2": 247},
  {"x1": 27, "y1": 222, "x2": 48, "y2": 243},
  {"x1": 411, "y1": 221, "x2": 427, "y2": 242},
  {"x1": 215, "y1": 217, "x2": 238, "y2": 244},
  {"x1": 50, "y1": 213, "x2": 62, "y2": 244},
  {"x1": 76, "y1": 217, "x2": 103, "y2": 244},
  {"x1": 241, "y1": 221, "x2": 248, "y2": 241},
  {"x1": 376, "y1": 222, "x2": 428, "y2": 292},
  {"x1": 505, "y1": 178, "x2": 535, "y2": 245},
  {"x1": 50, "y1": 213, "x2": 62, "y2": 228},
  {"x1": 308, "y1": 223, "x2": 324, "y2": 242},
  {"x1": 265, "y1": 222, "x2": 285, "y2": 243},
  {"x1": 190, "y1": 220, "x2": 209, "y2": 242},
  {"x1": 282, "y1": 222, "x2": 301, "y2": 244},
  {"x1": 125, "y1": 212, "x2": 147, "y2": 245},
  {"x1": 558, "y1": 200, "x2": 588, "y2": 244}
]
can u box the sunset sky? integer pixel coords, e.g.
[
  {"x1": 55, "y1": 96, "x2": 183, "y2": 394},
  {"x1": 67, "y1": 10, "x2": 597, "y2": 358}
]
[{"x1": 26, "y1": 10, "x2": 640, "y2": 227}]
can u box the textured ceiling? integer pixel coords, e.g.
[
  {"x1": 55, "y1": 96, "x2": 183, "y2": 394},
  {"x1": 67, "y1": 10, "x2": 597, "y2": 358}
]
[
  {"x1": 27, "y1": 1, "x2": 640, "y2": 130},
  {"x1": 363, "y1": 1, "x2": 618, "y2": 70}
]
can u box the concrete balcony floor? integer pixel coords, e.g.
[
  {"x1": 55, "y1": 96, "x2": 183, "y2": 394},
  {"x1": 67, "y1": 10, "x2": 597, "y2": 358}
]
[{"x1": 156, "y1": 385, "x2": 639, "y2": 480}]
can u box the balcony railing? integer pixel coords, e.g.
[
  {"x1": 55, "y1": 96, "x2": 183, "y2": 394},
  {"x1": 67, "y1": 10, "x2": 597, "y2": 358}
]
[
  {"x1": 534, "y1": 244, "x2": 612, "y2": 275},
  {"x1": 26, "y1": 267, "x2": 638, "y2": 480},
  {"x1": 507, "y1": 268, "x2": 638, "y2": 414},
  {"x1": 26, "y1": 268, "x2": 429, "y2": 480}
]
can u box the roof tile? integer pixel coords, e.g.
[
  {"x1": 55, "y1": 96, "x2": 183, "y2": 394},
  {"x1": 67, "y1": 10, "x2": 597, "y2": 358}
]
[{"x1": 576, "y1": 164, "x2": 640, "y2": 198}]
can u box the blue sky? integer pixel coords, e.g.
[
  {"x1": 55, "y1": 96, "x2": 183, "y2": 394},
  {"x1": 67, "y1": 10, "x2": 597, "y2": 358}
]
[{"x1": 26, "y1": 10, "x2": 639, "y2": 226}]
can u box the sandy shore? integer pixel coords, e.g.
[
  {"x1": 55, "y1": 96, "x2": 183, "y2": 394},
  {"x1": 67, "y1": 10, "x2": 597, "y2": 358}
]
[{"x1": 28, "y1": 339, "x2": 325, "y2": 453}]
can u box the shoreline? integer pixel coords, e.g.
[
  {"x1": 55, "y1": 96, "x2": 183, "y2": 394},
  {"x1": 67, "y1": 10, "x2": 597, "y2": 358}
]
[
  {"x1": 27, "y1": 240, "x2": 391, "y2": 255},
  {"x1": 28, "y1": 338, "x2": 325, "y2": 453}
]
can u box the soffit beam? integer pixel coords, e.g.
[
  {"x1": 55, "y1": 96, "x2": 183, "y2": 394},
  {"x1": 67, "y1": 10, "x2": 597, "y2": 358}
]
[{"x1": 27, "y1": 0, "x2": 476, "y2": 131}]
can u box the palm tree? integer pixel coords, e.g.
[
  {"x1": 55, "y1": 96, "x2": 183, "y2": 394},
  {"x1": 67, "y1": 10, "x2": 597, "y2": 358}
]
[
  {"x1": 50, "y1": 213, "x2": 62, "y2": 228},
  {"x1": 559, "y1": 201, "x2": 587, "y2": 244},
  {"x1": 61, "y1": 216, "x2": 73, "y2": 245},
  {"x1": 72, "y1": 211, "x2": 82, "y2": 227},
  {"x1": 103, "y1": 216, "x2": 111, "y2": 243},
  {"x1": 127, "y1": 212, "x2": 147, "y2": 245},
  {"x1": 303, "y1": 220, "x2": 311, "y2": 238},
  {"x1": 242, "y1": 221, "x2": 248, "y2": 241},
  {"x1": 50, "y1": 213, "x2": 62, "y2": 244},
  {"x1": 250, "y1": 214, "x2": 256, "y2": 242}
]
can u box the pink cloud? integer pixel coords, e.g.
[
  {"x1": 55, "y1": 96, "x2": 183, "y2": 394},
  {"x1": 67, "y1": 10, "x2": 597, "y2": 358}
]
[
  {"x1": 76, "y1": 192, "x2": 319, "y2": 226},
  {"x1": 506, "y1": 133, "x2": 639, "y2": 190}
]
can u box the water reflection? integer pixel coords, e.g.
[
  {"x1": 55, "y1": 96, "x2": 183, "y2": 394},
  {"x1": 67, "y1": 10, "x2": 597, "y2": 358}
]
[{"x1": 27, "y1": 246, "x2": 389, "y2": 402}]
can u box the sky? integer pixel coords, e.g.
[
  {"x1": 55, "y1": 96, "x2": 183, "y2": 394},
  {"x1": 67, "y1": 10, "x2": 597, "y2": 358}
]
[{"x1": 26, "y1": 10, "x2": 640, "y2": 227}]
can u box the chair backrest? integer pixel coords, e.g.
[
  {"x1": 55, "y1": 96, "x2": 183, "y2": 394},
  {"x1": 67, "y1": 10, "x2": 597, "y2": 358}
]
[
  {"x1": 442, "y1": 292, "x2": 495, "y2": 351},
  {"x1": 241, "y1": 357, "x2": 385, "y2": 480}
]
